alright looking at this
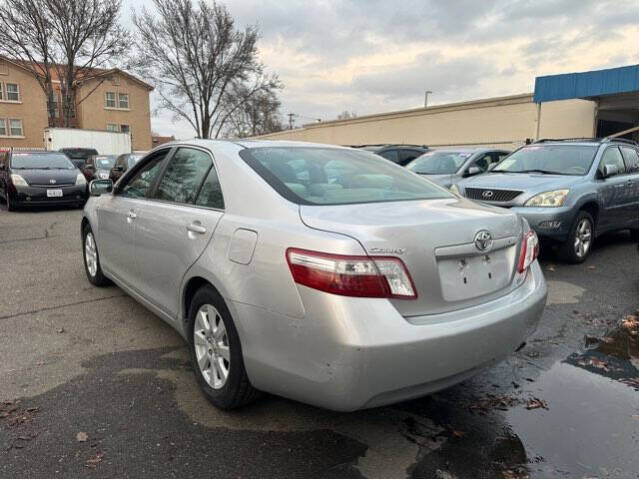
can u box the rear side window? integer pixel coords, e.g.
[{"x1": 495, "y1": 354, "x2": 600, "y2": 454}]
[
  {"x1": 378, "y1": 149, "x2": 400, "y2": 163},
  {"x1": 155, "y1": 148, "x2": 213, "y2": 204},
  {"x1": 240, "y1": 147, "x2": 450, "y2": 206},
  {"x1": 195, "y1": 166, "x2": 224, "y2": 209},
  {"x1": 620, "y1": 146, "x2": 639, "y2": 173}
]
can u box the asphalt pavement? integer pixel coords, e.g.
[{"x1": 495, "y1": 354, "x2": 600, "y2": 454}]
[{"x1": 1, "y1": 206, "x2": 638, "y2": 478}]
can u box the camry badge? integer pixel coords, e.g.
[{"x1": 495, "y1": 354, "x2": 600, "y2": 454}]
[
  {"x1": 474, "y1": 230, "x2": 493, "y2": 252},
  {"x1": 370, "y1": 247, "x2": 406, "y2": 255},
  {"x1": 49, "y1": 179, "x2": 56, "y2": 184},
  {"x1": 482, "y1": 190, "x2": 494, "y2": 198}
]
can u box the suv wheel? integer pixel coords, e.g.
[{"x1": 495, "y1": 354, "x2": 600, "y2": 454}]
[
  {"x1": 82, "y1": 224, "x2": 109, "y2": 286},
  {"x1": 188, "y1": 285, "x2": 259, "y2": 409},
  {"x1": 560, "y1": 211, "x2": 594, "y2": 263}
]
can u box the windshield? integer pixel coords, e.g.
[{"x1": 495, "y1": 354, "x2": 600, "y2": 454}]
[
  {"x1": 11, "y1": 153, "x2": 75, "y2": 170},
  {"x1": 95, "y1": 156, "x2": 116, "y2": 168},
  {"x1": 406, "y1": 151, "x2": 472, "y2": 174},
  {"x1": 493, "y1": 145, "x2": 598, "y2": 175},
  {"x1": 240, "y1": 147, "x2": 451, "y2": 205}
]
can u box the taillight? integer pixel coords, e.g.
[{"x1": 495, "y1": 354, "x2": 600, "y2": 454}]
[
  {"x1": 517, "y1": 229, "x2": 539, "y2": 273},
  {"x1": 286, "y1": 248, "x2": 417, "y2": 299}
]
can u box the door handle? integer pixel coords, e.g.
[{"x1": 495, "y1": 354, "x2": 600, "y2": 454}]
[
  {"x1": 187, "y1": 222, "x2": 207, "y2": 234},
  {"x1": 126, "y1": 210, "x2": 137, "y2": 223}
]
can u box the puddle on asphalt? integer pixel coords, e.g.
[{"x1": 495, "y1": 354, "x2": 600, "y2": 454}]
[{"x1": 505, "y1": 317, "x2": 639, "y2": 478}]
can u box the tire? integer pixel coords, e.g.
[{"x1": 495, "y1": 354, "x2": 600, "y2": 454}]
[
  {"x1": 630, "y1": 229, "x2": 639, "y2": 241},
  {"x1": 6, "y1": 190, "x2": 16, "y2": 212},
  {"x1": 82, "y1": 223, "x2": 110, "y2": 286},
  {"x1": 559, "y1": 211, "x2": 594, "y2": 263},
  {"x1": 188, "y1": 285, "x2": 259, "y2": 409}
]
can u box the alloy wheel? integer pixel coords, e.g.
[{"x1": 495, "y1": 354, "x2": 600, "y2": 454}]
[
  {"x1": 573, "y1": 218, "x2": 592, "y2": 259},
  {"x1": 84, "y1": 232, "x2": 98, "y2": 277},
  {"x1": 193, "y1": 304, "x2": 230, "y2": 389}
]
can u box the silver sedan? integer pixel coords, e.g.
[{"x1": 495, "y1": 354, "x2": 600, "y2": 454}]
[{"x1": 81, "y1": 140, "x2": 547, "y2": 411}]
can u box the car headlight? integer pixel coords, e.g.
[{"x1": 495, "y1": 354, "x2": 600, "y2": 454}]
[
  {"x1": 75, "y1": 173, "x2": 87, "y2": 186},
  {"x1": 449, "y1": 184, "x2": 460, "y2": 195},
  {"x1": 10, "y1": 174, "x2": 28, "y2": 187},
  {"x1": 524, "y1": 189, "x2": 569, "y2": 207}
]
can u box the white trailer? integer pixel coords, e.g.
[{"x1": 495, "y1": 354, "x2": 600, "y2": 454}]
[{"x1": 43, "y1": 128, "x2": 132, "y2": 155}]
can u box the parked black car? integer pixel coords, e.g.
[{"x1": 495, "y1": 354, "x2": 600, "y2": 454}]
[
  {"x1": 59, "y1": 148, "x2": 99, "y2": 170},
  {"x1": 352, "y1": 144, "x2": 429, "y2": 166},
  {"x1": 82, "y1": 154, "x2": 117, "y2": 182},
  {"x1": 109, "y1": 151, "x2": 147, "y2": 183},
  {"x1": 0, "y1": 150, "x2": 88, "y2": 211}
]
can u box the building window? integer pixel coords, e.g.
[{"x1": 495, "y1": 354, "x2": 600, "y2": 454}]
[
  {"x1": 0, "y1": 61, "x2": 7, "y2": 75},
  {"x1": 6, "y1": 83, "x2": 19, "y2": 101},
  {"x1": 0, "y1": 82, "x2": 3, "y2": 100},
  {"x1": 0, "y1": 119, "x2": 6, "y2": 136},
  {"x1": 50, "y1": 94, "x2": 59, "y2": 118},
  {"x1": 118, "y1": 93, "x2": 129, "y2": 109},
  {"x1": 106, "y1": 123, "x2": 119, "y2": 132},
  {"x1": 105, "y1": 91, "x2": 116, "y2": 108},
  {"x1": 9, "y1": 119, "x2": 23, "y2": 136},
  {"x1": 120, "y1": 124, "x2": 130, "y2": 134}
]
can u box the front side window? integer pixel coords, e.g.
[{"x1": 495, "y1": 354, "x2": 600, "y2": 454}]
[
  {"x1": 241, "y1": 147, "x2": 450, "y2": 205},
  {"x1": 493, "y1": 145, "x2": 598, "y2": 176},
  {"x1": 407, "y1": 151, "x2": 473, "y2": 175},
  {"x1": 10, "y1": 153, "x2": 74, "y2": 170},
  {"x1": 6, "y1": 83, "x2": 19, "y2": 101},
  {"x1": 377, "y1": 149, "x2": 400, "y2": 163},
  {"x1": 0, "y1": 118, "x2": 6, "y2": 136},
  {"x1": 155, "y1": 148, "x2": 213, "y2": 204},
  {"x1": 105, "y1": 92, "x2": 116, "y2": 108},
  {"x1": 9, "y1": 119, "x2": 23, "y2": 136},
  {"x1": 598, "y1": 147, "x2": 625, "y2": 176},
  {"x1": 472, "y1": 153, "x2": 493, "y2": 172},
  {"x1": 119, "y1": 152, "x2": 168, "y2": 198},
  {"x1": 118, "y1": 93, "x2": 129, "y2": 109}
]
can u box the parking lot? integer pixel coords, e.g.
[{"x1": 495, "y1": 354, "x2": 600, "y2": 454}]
[{"x1": 1, "y1": 206, "x2": 638, "y2": 478}]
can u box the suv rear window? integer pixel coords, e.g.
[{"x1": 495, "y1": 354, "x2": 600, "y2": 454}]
[{"x1": 240, "y1": 147, "x2": 450, "y2": 205}]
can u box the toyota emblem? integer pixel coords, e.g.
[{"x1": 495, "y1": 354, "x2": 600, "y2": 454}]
[
  {"x1": 49, "y1": 179, "x2": 56, "y2": 184},
  {"x1": 481, "y1": 190, "x2": 494, "y2": 199},
  {"x1": 474, "y1": 230, "x2": 493, "y2": 252}
]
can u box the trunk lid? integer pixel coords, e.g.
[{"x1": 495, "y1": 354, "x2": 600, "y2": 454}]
[{"x1": 300, "y1": 197, "x2": 523, "y2": 317}]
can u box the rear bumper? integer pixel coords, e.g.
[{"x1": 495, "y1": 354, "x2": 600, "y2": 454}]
[
  {"x1": 232, "y1": 261, "x2": 547, "y2": 411},
  {"x1": 511, "y1": 206, "x2": 575, "y2": 241},
  {"x1": 13, "y1": 184, "x2": 88, "y2": 206}
]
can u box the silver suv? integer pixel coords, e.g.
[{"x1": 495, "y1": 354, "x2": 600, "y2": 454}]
[
  {"x1": 81, "y1": 140, "x2": 547, "y2": 411},
  {"x1": 453, "y1": 138, "x2": 639, "y2": 262}
]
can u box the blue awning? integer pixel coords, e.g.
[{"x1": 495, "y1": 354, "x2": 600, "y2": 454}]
[{"x1": 533, "y1": 65, "x2": 639, "y2": 103}]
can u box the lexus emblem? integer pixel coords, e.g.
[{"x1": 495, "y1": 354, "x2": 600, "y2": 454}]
[
  {"x1": 49, "y1": 179, "x2": 56, "y2": 184},
  {"x1": 474, "y1": 230, "x2": 493, "y2": 252},
  {"x1": 481, "y1": 190, "x2": 494, "y2": 198}
]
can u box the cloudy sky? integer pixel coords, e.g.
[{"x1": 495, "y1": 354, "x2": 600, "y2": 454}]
[{"x1": 121, "y1": 0, "x2": 639, "y2": 138}]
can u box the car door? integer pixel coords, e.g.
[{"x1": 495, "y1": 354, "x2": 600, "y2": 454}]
[
  {"x1": 620, "y1": 145, "x2": 639, "y2": 227},
  {"x1": 97, "y1": 149, "x2": 170, "y2": 287},
  {"x1": 596, "y1": 146, "x2": 629, "y2": 231},
  {"x1": 133, "y1": 146, "x2": 224, "y2": 319}
]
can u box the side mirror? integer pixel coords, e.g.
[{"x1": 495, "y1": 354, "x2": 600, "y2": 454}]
[
  {"x1": 89, "y1": 179, "x2": 113, "y2": 196},
  {"x1": 466, "y1": 166, "x2": 482, "y2": 177},
  {"x1": 602, "y1": 164, "x2": 619, "y2": 178}
]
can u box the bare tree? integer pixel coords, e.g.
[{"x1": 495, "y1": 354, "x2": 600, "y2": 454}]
[
  {"x1": 0, "y1": 0, "x2": 129, "y2": 127},
  {"x1": 223, "y1": 87, "x2": 283, "y2": 138},
  {"x1": 337, "y1": 111, "x2": 357, "y2": 120},
  {"x1": 0, "y1": 0, "x2": 57, "y2": 121},
  {"x1": 132, "y1": 0, "x2": 281, "y2": 139}
]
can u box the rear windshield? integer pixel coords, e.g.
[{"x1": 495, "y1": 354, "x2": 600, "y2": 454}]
[
  {"x1": 407, "y1": 151, "x2": 473, "y2": 174},
  {"x1": 493, "y1": 145, "x2": 598, "y2": 175},
  {"x1": 62, "y1": 149, "x2": 98, "y2": 159},
  {"x1": 240, "y1": 147, "x2": 450, "y2": 205},
  {"x1": 95, "y1": 156, "x2": 116, "y2": 168},
  {"x1": 11, "y1": 153, "x2": 75, "y2": 170}
]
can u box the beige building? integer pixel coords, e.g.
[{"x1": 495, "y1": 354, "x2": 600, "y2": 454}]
[
  {"x1": 0, "y1": 57, "x2": 153, "y2": 151},
  {"x1": 256, "y1": 65, "x2": 639, "y2": 148}
]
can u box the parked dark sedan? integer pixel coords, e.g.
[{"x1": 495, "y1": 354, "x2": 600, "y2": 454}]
[
  {"x1": 0, "y1": 150, "x2": 88, "y2": 211},
  {"x1": 82, "y1": 155, "x2": 117, "y2": 181},
  {"x1": 352, "y1": 144, "x2": 429, "y2": 166},
  {"x1": 59, "y1": 148, "x2": 99, "y2": 170},
  {"x1": 109, "y1": 151, "x2": 147, "y2": 182}
]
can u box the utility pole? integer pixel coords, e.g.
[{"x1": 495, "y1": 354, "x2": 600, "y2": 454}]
[
  {"x1": 287, "y1": 113, "x2": 296, "y2": 130},
  {"x1": 424, "y1": 90, "x2": 433, "y2": 108}
]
